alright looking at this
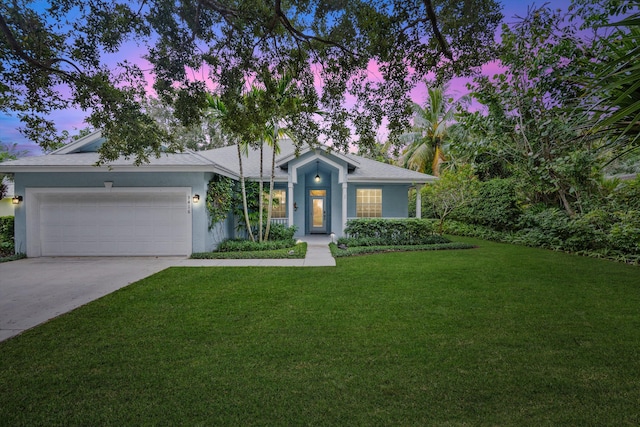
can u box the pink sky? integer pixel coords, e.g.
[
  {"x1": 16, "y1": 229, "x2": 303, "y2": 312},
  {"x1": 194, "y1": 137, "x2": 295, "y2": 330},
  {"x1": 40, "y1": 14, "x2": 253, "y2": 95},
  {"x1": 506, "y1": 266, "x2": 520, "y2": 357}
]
[{"x1": 0, "y1": 0, "x2": 573, "y2": 155}]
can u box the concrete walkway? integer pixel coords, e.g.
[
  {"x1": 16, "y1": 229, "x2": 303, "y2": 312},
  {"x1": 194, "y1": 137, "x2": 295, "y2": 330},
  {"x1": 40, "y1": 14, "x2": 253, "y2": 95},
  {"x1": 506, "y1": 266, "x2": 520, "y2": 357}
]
[{"x1": 0, "y1": 236, "x2": 335, "y2": 342}]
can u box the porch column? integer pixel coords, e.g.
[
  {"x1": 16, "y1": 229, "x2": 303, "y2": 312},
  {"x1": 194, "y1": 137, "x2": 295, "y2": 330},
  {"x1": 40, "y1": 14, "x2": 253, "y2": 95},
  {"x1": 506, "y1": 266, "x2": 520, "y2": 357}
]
[
  {"x1": 288, "y1": 182, "x2": 295, "y2": 228},
  {"x1": 342, "y1": 182, "x2": 348, "y2": 235},
  {"x1": 415, "y1": 184, "x2": 423, "y2": 218}
]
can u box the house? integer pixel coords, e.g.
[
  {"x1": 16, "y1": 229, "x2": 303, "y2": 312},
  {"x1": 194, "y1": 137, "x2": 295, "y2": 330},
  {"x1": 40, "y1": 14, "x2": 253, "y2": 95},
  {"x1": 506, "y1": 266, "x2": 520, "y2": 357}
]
[{"x1": 0, "y1": 131, "x2": 435, "y2": 257}]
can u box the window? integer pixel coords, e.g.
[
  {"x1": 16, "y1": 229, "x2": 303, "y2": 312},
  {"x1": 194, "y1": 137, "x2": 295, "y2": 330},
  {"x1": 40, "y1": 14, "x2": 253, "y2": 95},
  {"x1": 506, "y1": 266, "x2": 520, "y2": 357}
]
[
  {"x1": 356, "y1": 189, "x2": 382, "y2": 218},
  {"x1": 270, "y1": 189, "x2": 287, "y2": 218}
]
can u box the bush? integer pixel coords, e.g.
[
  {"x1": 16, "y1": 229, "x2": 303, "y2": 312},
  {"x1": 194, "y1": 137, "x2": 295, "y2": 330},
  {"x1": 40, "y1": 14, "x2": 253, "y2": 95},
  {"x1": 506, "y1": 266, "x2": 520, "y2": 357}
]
[
  {"x1": 192, "y1": 243, "x2": 306, "y2": 259},
  {"x1": 338, "y1": 235, "x2": 450, "y2": 247},
  {"x1": 609, "y1": 210, "x2": 640, "y2": 255},
  {"x1": 453, "y1": 178, "x2": 522, "y2": 230},
  {"x1": 265, "y1": 223, "x2": 298, "y2": 241},
  {"x1": 0, "y1": 216, "x2": 14, "y2": 257},
  {"x1": 344, "y1": 218, "x2": 435, "y2": 245},
  {"x1": 217, "y1": 238, "x2": 297, "y2": 252},
  {"x1": 330, "y1": 241, "x2": 475, "y2": 257}
]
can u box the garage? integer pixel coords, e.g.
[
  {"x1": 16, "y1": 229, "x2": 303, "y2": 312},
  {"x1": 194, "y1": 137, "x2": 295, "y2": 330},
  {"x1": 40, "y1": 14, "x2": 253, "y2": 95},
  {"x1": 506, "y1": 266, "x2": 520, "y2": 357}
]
[{"x1": 26, "y1": 188, "x2": 192, "y2": 257}]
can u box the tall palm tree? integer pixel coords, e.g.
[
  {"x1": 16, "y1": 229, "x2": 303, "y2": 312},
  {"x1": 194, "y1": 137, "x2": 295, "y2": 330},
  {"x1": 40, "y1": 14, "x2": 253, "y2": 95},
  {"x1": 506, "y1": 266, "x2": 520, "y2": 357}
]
[
  {"x1": 398, "y1": 86, "x2": 466, "y2": 176},
  {"x1": 206, "y1": 94, "x2": 255, "y2": 241},
  {"x1": 263, "y1": 72, "x2": 299, "y2": 241}
]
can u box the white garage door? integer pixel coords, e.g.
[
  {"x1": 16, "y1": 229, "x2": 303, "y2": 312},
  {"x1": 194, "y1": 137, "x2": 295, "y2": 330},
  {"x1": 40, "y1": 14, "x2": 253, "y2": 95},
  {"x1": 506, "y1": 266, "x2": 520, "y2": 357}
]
[{"x1": 36, "y1": 190, "x2": 192, "y2": 256}]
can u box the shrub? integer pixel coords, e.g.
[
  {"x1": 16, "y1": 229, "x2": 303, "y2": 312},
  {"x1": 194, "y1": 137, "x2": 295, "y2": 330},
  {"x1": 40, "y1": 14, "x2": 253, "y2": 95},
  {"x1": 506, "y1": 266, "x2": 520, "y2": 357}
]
[
  {"x1": 330, "y1": 241, "x2": 475, "y2": 257},
  {"x1": 0, "y1": 216, "x2": 14, "y2": 257},
  {"x1": 338, "y1": 235, "x2": 450, "y2": 247},
  {"x1": 344, "y1": 219, "x2": 435, "y2": 245},
  {"x1": 217, "y1": 239, "x2": 297, "y2": 252},
  {"x1": 265, "y1": 223, "x2": 298, "y2": 241},
  {"x1": 609, "y1": 210, "x2": 640, "y2": 255},
  {"x1": 453, "y1": 178, "x2": 522, "y2": 230},
  {"x1": 192, "y1": 243, "x2": 306, "y2": 259}
]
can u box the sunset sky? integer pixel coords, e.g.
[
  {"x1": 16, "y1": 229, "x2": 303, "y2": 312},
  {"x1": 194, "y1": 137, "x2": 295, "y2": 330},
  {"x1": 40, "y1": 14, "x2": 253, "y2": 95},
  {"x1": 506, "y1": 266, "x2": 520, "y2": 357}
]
[{"x1": 0, "y1": 0, "x2": 573, "y2": 155}]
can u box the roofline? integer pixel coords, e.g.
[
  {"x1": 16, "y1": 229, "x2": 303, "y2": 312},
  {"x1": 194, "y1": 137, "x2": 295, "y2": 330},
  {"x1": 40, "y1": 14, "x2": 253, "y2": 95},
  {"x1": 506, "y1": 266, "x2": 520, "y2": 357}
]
[
  {"x1": 276, "y1": 143, "x2": 360, "y2": 168},
  {"x1": 0, "y1": 165, "x2": 221, "y2": 173},
  {"x1": 50, "y1": 130, "x2": 104, "y2": 154},
  {"x1": 347, "y1": 177, "x2": 436, "y2": 184}
]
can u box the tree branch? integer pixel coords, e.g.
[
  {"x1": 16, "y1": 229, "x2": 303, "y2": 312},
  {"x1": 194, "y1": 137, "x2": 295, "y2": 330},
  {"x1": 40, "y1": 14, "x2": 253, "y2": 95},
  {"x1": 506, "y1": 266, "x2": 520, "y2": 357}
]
[
  {"x1": 0, "y1": 11, "x2": 81, "y2": 79},
  {"x1": 273, "y1": 0, "x2": 357, "y2": 57},
  {"x1": 422, "y1": 0, "x2": 453, "y2": 60}
]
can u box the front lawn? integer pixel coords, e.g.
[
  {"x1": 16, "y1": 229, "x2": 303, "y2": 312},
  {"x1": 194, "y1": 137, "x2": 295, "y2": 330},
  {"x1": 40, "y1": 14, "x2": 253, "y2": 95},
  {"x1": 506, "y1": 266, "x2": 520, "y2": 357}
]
[{"x1": 1, "y1": 237, "x2": 639, "y2": 425}]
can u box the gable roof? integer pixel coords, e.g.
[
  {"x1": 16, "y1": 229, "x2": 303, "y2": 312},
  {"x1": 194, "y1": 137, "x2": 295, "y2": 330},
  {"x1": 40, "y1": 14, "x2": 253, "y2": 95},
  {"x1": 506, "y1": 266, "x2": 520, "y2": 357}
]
[
  {"x1": 0, "y1": 133, "x2": 435, "y2": 184},
  {"x1": 198, "y1": 139, "x2": 435, "y2": 184}
]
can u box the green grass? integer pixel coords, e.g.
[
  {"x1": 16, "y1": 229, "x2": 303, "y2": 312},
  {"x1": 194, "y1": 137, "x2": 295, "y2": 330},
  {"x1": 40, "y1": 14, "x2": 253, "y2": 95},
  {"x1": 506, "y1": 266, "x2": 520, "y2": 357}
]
[{"x1": 1, "y1": 237, "x2": 639, "y2": 425}]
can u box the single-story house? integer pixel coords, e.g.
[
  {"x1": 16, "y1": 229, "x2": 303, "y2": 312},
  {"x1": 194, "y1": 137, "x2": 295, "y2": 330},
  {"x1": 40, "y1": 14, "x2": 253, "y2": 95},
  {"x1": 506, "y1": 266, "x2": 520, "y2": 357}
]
[{"x1": 0, "y1": 131, "x2": 435, "y2": 257}]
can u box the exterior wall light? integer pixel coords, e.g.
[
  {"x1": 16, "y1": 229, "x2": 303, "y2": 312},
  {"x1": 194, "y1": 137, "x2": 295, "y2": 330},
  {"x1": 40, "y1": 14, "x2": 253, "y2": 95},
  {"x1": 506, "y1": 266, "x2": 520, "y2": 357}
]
[
  {"x1": 192, "y1": 194, "x2": 200, "y2": 203},
  {"x1": 12, "y1": 195, "x2": 23, "y2": 205}
]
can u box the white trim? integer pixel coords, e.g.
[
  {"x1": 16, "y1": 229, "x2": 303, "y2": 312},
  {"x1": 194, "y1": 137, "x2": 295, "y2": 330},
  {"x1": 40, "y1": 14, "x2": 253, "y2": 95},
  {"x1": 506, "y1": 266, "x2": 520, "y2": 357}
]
[
  {"x1": 290, "y1": 153, "x2": 347, "y2": 184},
  {"x1": 276, "y1": 141, "x2": 360, "y2": 168},
  {"x1": 25, "y1": 187, "x2": 192, "y2": 257},
  {"x1": 50, "y1": 130, "x2": 104, "y2": 154}
]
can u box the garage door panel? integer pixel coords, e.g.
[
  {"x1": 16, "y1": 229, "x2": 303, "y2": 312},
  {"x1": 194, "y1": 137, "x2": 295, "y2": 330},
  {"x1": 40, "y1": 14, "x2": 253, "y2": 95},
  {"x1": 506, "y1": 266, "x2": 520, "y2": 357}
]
[{"x1": 37, "y1": 190, "x2": 191, "y2": 256}]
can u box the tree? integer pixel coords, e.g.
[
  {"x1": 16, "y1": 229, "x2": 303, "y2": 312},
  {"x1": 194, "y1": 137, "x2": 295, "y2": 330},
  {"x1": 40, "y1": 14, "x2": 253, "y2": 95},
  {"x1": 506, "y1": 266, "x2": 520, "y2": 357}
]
[
  {"x1": 459, "y1": 5, "x2": 604, "y2": 216},
  {"x1": 425, "y1": 165, "x2": 479, "y2": 234},
  {"x1": 585, "y1": 7, "x2": 640, "y2": 154},
  {"x1": 143, "y1": 97, "x2": 230, "y2": 151},
  {"x1": 206, "y1": 94, "x2": 257, "y2": 241},
  {"x1": 1, "y1": 0, "x2": 502, "y2": 163},
  {"x1": 397, "y1": 86, "x2": 467, "y2": 176},
  {"x1": 0, "y1": 142, "x2": 28, "y2": 199}
]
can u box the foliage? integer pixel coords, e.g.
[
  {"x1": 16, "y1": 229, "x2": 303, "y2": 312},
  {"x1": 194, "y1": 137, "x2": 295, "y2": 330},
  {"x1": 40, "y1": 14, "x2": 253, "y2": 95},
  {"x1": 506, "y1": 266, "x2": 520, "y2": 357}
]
[
  {"x1": 1, "y1": 142, "x2": 28, "y2": 199},
  {"x1": 263, "y1": 224, "x2": 298, "y2": 242},
  {"x1": 397, "y1": 86, "x2": 468, "y2": 175},
  {"x1": 338, "y1": 234, "x2": 450, "y2": 247},
  {"x1": 440, "y1": 205, "x2": 640, "y2": 264},
  {"x1": 452, "y1": 178, "x2": 521, "y2": 231},
  {"x1": 457, "y1": 4, "x2": 603, "y2": 216},
  {"x1": 143, "y1": 97, "x2": 230, "y2": 151},
  {"x1": 0, "y1": 216, "x2": 14, "y2": 257},
  {"x1": 344, "y1": 218, "x2": 435, "y2": 244},
  {"x1": 423, "y1": 165, "x2": 479, "y2": 234},
  {"x1": 205, "y1": 176, "x2": 235, "y2": 230},
  {"x1": 192, "y1": 242, "x2": 306, "y2": 259},
  {"x1": 216, "y1": 238, "x2": 297, "y2": 253},
  {"x1": 1, "y1": 0, "x2": 502, "y2": 162},
  {"x1": 0, "y1": 252, "x2": 26, "y2": 263},
  {"x1": 330, "y1": 241, "x2": 474, "y2": 257},
  {"x1": 583, "y1": 5, "x2": 640, "y2": 152}
]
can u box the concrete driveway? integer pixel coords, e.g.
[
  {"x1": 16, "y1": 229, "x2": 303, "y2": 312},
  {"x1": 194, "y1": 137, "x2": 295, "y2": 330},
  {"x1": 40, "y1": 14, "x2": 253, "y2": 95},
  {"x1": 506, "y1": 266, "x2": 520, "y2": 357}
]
[{"x1": 0, "y1": 257, "x2": 179, "y2": 342}]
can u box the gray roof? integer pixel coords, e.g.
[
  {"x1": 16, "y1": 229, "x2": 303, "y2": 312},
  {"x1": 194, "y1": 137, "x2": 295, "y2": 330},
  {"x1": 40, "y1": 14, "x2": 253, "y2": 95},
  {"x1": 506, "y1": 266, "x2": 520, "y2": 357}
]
[
  {"x1": 0, "y1": 133, "x2": 435, "y2": 184},
  {"x1": 198, "y1": 139, "x2": 436, "y2": 184}
]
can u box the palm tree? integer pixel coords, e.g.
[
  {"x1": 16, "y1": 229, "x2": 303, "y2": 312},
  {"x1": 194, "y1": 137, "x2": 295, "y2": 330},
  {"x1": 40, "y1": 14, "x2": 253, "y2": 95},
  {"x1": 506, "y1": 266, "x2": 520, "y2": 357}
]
[
  {"x1": 263, "y1": 72, "x2": 299, "y2": 241},
  {"x1": 589, "y1": 12, "x2": 640, "y2": 152},
  {"x1": 398, "y1": 86, "x2": 467, "y2": 176},
  {"x1": 206, "y1": 94, "x2": 255, "y2": 242}
]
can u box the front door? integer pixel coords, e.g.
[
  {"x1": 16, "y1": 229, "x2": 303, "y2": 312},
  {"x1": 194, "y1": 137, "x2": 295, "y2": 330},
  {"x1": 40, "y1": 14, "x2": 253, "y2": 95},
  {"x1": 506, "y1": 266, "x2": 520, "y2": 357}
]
[{"x1": 309, "y1": 190, "x2": 327, "y2": 233}]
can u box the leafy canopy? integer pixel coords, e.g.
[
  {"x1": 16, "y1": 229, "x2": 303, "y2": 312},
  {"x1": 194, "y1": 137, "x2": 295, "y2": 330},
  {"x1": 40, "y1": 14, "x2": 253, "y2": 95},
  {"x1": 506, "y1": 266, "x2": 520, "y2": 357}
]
[{"x1": 1, "y1": 0, "x2": 502, "y2": 163}]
